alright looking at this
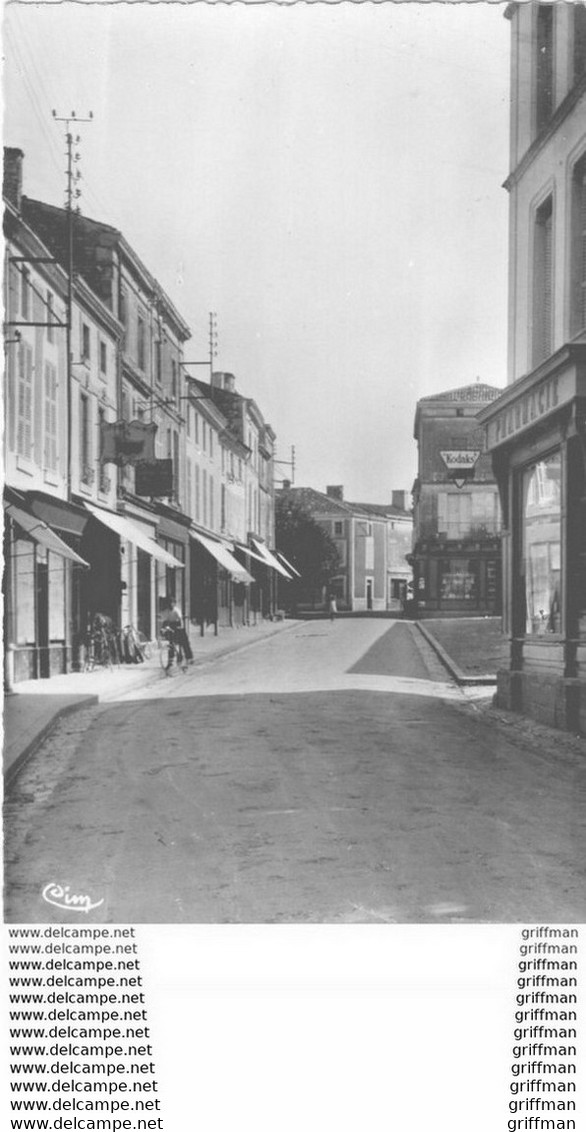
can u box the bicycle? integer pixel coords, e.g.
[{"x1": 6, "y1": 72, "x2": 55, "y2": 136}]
[
  {"x1": 159, "y1": 623, "x2": 188, "y2": 675},
  {"x1": 84, "y1": 614, "x2": 119, "y2": 672},
  {"x1": 120, "y1": 624, "x2": 151, "y2": 663}
]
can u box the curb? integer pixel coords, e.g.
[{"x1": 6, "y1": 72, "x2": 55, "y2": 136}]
[
  {"x1": 123, "y1": 617, "x2": 301, "y2": 691},
  {"x1": 4, "y1": 694, "x2": 99, "y2": 791},
  {"x1": 4, "y1": 621, "x2": 302, "y2": 778},
  {"x1": 414, "y1": 621, "x2": 497, "y2": 687}
]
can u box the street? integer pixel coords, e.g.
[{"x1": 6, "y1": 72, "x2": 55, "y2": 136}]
[{"x1": 4, "y1": 619, "x2": 586, "y2": 923}]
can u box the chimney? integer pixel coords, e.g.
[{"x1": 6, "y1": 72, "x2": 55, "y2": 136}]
[
  {"x1": 326, "y1": 485, "x2": 344, "y2": 501},
  {"x1": 282, "y1": 479, "x2": 291, "y2": 491},
  {"x1": 212, "y1": 371, "x2": 236, "y2": 393},
  {"x1": 392, "y1": 490, "x2": 407, "y2": 511},
  {"x1": 3, "y1": 147, "x2": 24, "y2": 212}
]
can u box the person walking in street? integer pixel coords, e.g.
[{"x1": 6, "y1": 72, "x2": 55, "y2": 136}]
[
  {"x1": 328, "y1": 593, "x2": 337, "y2": 622},
  {"x1": 161, "y1": 598, "x2": 194, "y2": 663}
]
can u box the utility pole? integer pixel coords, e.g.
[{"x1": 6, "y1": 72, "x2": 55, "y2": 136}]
[
  {"x1": 52, "y1": 110, "x2": 93, "y2": 500},
  {"x1": 275, "y1": 445, "x2": 296, "y2": 485},
  {"x1": 209, "y1": 311, "x2": 218, "y2": 382}
]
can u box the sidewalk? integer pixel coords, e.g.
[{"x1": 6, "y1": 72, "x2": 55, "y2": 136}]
[
  {"x1": 3, "y1": 618, "x2": 299, "y2": 786},
  {"x1": 415, "y1": 617, "x2": 508, "y2": 686}
]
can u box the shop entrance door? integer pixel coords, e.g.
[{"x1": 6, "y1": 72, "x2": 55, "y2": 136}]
[
  {"x1": 36, "y1": 560, "x2": 50, "y2": 678},
  {"x1": 136, "y1": 549, "x2": 151, "y2": 640}
]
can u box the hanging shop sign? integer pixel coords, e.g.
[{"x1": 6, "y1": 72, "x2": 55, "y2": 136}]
[
  {"x1": 135, "y1": 459, "x2": 174, "y2": 498},
  {"x1": 440, "y1": 450, "x2": 480, "y2": 471},
  {"x1": 100, "y1": 420, "x2": 157, "y2": 465}
]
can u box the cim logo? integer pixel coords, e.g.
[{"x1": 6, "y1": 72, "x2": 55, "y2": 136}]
[{"x1": 440, "y1": 450, "x2": 480, "y2": 471}]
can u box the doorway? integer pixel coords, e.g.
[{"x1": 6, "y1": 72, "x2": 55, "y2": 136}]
[{"x1": 366, "y1": 577, "x2": 373, "y2": 611}]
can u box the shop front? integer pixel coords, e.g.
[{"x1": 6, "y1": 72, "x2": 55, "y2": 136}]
[
  {"x1": 479, "y1": 345, "x2": 586, "y2": 735},
  {"x1": 3, "y1": 492, "x2": 89, "y2": 684}
]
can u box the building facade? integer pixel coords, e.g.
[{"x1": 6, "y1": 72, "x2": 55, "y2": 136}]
[
  {"x1": 3, "y1": 147, "x2": 278, "y2": 682},
  {"x1": 411, "y1": 383, "x2": 503, "y2": 618},
  {"x1": 479, "y1": 3, "x2": 586, "y2": 734},
  {"x1": 277, "y1": 484, "x2": 412, "y2": 613}
]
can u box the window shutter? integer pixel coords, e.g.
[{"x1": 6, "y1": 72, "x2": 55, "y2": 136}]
[
  {"x1": 437, "y1": 492, "x2": 448, "y2": 536},
  {"x1": 543, "y1": 212, "x2": 553, "y2": 357}
]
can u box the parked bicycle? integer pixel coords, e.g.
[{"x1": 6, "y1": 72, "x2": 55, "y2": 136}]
[
  {"x1": 120, "y1": 624, "x2": 151, "y2": 664},
  {"x1": 159, "y1": 622, "x2": 188, "y2": 675},
  {"x1": 84, "y1": 613, "x2": 120, "y2": 672}
]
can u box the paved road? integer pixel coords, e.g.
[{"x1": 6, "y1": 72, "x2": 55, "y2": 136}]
[{"x1": 4, "y1": 619, "x2": 586, "y2": 923}]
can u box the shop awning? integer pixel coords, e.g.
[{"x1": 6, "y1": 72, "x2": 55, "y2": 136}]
[
  {"x1": 5, "y1": 502, "x2": 89, "y2": 566},
  {"x1": 251, "y1": 539, "x2": 293, "y2": 579},
  {"x1": 191, "y1": 530, "x2": 254, "y2": 584},
  {"x1": 234, "y1": 542, "x2": 270, "y2": 566},
  {"x1": 276, "y1": 550, "x2": 301, "y2": 578},
  {"x1": 84, "y1": 502, "x2": 184, "y2": 568}
]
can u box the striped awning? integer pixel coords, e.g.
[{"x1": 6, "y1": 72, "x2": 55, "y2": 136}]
[
  {"x1": 190, "y1": 530, "x2": 254, "y2": 584},
  {"x1": 5, "y1": 502, "x2": 89, "y2": 566}
]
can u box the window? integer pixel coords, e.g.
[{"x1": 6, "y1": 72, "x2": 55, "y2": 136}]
[
  {"x1": 209, "y1": 475, "x2": 214, "y2": 530},
  {"x1": 44, "y1": 363, "x2": 58, "y2": 472},
  {"x1": 202, "y1": 469, "x2": 208, "y2": 526},
  {"x1": 47, "y1": 291, "x2": 55, "y2": 344},
  {"x1": 171, "y1": 358, "x2": 177, "y2": 402},
  {"x1": 80, "y1": 393, "x2": 91, "y2": 482},
  {"x1": 173, "y1": 431, "x2": 179, "y2": 503},
  {"x1": 202, "y1": 421, "x2": 207, "y2": 454},
  {"x1": 17, "y1": 341, "x2": 33, "y2": 460},
  {"x1": 194, "y1": 412, "x2": 199, "y2": 446},
  {"x1": 221, "y1": 483, "x2": 226, "y2": 531},
  {"x1": 447, "y1": 493, "x2": 472, "y2": 539},
  {"x1": 440, "y1": 559, "x2": 479, "y2": 604},
  {"x1": 100, "y1": 340, "x2": 107, "y2": 377},
  {"x1": 334, "y1": 520, "x2": 343, "y2": 536},
  {"x1": 533, "y1": 196, "x2": 553, "y2": 365},
  {"x1": 574, "y1": 3, "x2": 586, "y2": 83},
  {"x1": 209, "y1": 428, "x2": 214, "y2": 459},
  {"x1": 137, "y1": 311, "x2": 146, "y2": 371},
  {"x1": 522, "y1": 451, "x2": 561, "y2": 635},
  {"x1": 97, "y1": 408, "x2": 110, "y2": 493},
  {"x1": 571, "y1": 156, "x2": 586, "y2": 335},
  {"x1": 536, "y1": 4, "x2": 554, "y2": 133},
  {"x1": 186, "y1": 458, "x2": 192, "y2": 516},
  {"x1": 195, "y1": 464, "x2": 200, "y2": 523},
  {"x1": 119, "y1": 290, "x2": 128, "y2": 348},
  {"x1": 21, "y1": 268, "x2": 30, "y2": 320},
  {"x1": 81, "y1": 322, "x2": 91, "y2": 362},
  {"x1": 186, "y1": 405, "x2": 191, "y2": 438}
]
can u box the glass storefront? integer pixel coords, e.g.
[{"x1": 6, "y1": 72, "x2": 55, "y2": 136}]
[
  {"x1": 439, "y1": 559, "x2": 479, "y2": 603},
  {"x1": 522, "y1": 450, "x2": 561, "y2": 636}
]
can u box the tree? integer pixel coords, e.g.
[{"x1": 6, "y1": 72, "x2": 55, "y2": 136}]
[{"x1": 276, "y1": 494, "x2": 340, "y2": 610}]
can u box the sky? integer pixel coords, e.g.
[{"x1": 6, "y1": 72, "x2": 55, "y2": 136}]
[{"x1": 3, "y1": 1, "x2": 511, "y2": 502}]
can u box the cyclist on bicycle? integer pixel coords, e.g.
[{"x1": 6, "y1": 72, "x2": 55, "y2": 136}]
[{"x1": 160, "y1": 599, "x2": 193, "y2": 664}]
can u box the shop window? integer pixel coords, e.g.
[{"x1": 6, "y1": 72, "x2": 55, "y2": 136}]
[
  {"x1": 48, "y1": 553, "x2": 66, "y2": 641},
  {"x1": 14, "y1": 538, "x2": 36, "y2": 643},
  {"x1": 522, "y1": 451, "x2": 561, "y2": 635},
  {"x1": 532, "y1": 196, "x2": 554, "y2": 366},
  {"x1": 440, "y1": 559, "x2": 479, "y2": 603}
]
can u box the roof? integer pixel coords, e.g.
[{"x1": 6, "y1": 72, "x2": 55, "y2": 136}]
[
  {"x1": 348, "y1": 501, "x2": 411, "y2": 520},
  {"x1": 413, "y1": 381, "x2": 504, "y2": 439},
  {"x1": 278, "y1": 486, "x2": 409, "y2": 522},
  {"x1": 417, "y1": 382, "x2": 502, "y2": 405}
]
